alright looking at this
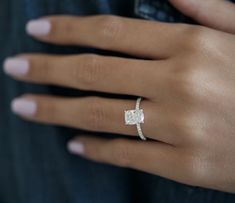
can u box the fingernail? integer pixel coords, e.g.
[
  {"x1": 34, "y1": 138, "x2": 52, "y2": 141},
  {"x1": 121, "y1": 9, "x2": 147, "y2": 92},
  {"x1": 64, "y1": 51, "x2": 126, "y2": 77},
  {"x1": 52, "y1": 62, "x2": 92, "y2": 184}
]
[
  {"x1": 26, "y1": 19, "x2": 51, "y2": 36},
  {"x1": 11, "y1": 98, "x2": 37, "y2": 117},
  {"x1": 3, "y1": 58, "x2": 29, "y2": 77},
  {"x1": 67, "y1": 141, "x2": 85, "y2": 155}
]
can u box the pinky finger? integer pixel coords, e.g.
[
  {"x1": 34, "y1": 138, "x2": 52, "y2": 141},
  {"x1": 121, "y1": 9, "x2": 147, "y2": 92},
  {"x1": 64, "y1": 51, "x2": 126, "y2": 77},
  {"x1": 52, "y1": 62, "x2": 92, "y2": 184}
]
[{"x1": 67, "y1": 136, "x2": 196, "y2": 187}]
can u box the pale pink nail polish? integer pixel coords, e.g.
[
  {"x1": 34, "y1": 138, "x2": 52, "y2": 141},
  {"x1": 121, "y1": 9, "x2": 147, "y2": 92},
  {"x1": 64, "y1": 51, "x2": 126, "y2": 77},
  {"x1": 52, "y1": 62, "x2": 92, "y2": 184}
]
[
  {"x1": 11, "y1": 98, "x2": 37, "y2": 117},
  {"x1": 67, "y1": 142, "x2": 85, "y2": 155},
  {"x1": 26, "y1": 19, "x2": 51, "y2": 36},
  {"x1": 3, "y1": 58, "x2": 29, "y2": 77}
]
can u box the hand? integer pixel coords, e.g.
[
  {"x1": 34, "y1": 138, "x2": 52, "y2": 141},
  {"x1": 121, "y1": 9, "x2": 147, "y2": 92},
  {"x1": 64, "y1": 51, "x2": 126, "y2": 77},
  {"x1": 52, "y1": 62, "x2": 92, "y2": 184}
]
[
  {"x1": 3, "y1": 14, "x2": 235, "y2": 193},
  {"x1": 170, "y1": 0, "x2": 235, "y2": 34}
]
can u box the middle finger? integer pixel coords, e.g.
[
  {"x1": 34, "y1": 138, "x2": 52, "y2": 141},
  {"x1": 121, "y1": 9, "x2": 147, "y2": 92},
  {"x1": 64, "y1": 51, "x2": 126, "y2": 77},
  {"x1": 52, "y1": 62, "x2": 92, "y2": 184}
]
[{"x1": 3, "y1": 54, "x2": 165, "y2": 98}]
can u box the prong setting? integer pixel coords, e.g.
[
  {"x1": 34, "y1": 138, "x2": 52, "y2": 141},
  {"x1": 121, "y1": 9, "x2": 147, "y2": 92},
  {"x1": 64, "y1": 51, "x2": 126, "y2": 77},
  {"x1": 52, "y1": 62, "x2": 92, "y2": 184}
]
[{"x1": 124, "y1": 97, "x2": 147, "y2": 141}]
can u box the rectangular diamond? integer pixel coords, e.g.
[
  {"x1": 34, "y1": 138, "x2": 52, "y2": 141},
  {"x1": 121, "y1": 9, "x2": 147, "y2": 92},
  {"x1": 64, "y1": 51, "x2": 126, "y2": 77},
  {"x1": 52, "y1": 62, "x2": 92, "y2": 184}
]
[{"x1": 125, "y1": 109, "x2": 144, "y2": 125}]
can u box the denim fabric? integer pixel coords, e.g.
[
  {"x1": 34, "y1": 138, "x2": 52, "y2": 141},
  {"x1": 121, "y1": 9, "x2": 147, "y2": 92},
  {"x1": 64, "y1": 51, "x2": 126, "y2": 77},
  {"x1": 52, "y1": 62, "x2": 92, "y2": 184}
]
[
  {"x1": 0, "y1": 0, "x2": 235, "y2": 203},
  {"x1": 135, "y1": 0, "x2": 190, "y2": 22}
]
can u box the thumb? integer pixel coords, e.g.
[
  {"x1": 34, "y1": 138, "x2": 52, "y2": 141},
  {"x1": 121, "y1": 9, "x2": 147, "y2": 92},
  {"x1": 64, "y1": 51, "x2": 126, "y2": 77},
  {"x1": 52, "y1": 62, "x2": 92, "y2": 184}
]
[{"x1": 170, "y1": 0, "x2": 235, "y2": 34}]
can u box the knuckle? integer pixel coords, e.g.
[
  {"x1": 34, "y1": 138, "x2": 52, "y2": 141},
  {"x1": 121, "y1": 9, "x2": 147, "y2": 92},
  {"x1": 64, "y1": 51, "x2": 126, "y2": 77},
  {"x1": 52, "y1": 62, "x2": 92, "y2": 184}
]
[
  {"x1": 29, "y1": 56, "x2": 51, "y2": 80},
  {"x1": 85, "y1": 97, "x2": 107, "y2": 131},
  {"x1": 169, "y1": 65, "x2": 194, "y2": 99},
  {"x1": 74, "y1": 54, "x2": 102, "y2": 88},
  {"x1": 35, "y1": 97, "x2": 58, "y2": 122},
  {"x1": 184, "y1": 26, "x2": 211, "y2": 52},
  {"x1": 170, "y1": 60, "x2": 209, "y2": 101},
  {"x1": 185, "y1": 152, "x2": 211, "y2": 186},
  {"x1": 172, "y1": 112, "x2": 208, "y2": 145},
  {"x1": 96, "y1": 15, "x2": 123, "y2": 47},
  {"x1": 62, "y1": 18, "x2": 76, "y2": 41},
  {"x1": 49, "y1": 16, "x2": 73, "y2": 42},
  {"x1": 167, "y1": 65, "x2": 212, "y2": 143},
  {"x1": 169, "y1": 115, "x2": 191, "y2": 143},
  {"x1": 111, "y1": 139, "x2": 133, "y2": 167}
]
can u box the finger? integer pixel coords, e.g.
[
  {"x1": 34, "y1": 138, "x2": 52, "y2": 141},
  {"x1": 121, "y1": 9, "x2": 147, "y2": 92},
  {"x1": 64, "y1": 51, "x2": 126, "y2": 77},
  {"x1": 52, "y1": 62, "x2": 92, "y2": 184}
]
[
  {"x1": 67, "y1": 136, "x2": 195, "y2": 186},
  {"x1": 3, "y1": 54, "x2": 163, "y2": 98},
  {"x1": 170, "y1": 0, "x2": 235, "y2": 34},
  {"x1": 26, "y1": 15, "x2": 188, "y2": 58},
  {"x1": 10, "y1": 95, "x2": 178, "y2": 145}
]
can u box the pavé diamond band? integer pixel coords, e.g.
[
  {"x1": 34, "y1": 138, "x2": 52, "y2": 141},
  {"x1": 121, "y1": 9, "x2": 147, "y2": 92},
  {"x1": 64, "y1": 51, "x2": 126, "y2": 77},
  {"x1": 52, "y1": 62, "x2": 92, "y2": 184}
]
[{"x1": 124, "y1": 97, "x2": 146, "y2": 141}]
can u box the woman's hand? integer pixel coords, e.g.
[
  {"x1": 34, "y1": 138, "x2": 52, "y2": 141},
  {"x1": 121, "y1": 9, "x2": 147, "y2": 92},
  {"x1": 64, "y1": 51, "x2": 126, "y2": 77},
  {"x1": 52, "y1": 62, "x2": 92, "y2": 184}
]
[{"x1": 3, "y1": 13, "x2": 235, "y2": 193}]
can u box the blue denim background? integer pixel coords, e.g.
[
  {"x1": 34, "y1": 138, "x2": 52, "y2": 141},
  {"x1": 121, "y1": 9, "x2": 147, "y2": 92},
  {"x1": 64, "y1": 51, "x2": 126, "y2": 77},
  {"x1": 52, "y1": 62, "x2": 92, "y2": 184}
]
[{"x1": 0, "y1": 0, "x2": 235, "y2": 202}]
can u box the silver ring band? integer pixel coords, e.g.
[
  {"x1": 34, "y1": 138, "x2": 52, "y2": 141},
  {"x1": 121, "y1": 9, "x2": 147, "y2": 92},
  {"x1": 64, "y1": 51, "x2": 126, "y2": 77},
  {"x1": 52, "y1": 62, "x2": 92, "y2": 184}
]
[{"x1": 125, "y1": 97, "x2": 147, "y2": 141}]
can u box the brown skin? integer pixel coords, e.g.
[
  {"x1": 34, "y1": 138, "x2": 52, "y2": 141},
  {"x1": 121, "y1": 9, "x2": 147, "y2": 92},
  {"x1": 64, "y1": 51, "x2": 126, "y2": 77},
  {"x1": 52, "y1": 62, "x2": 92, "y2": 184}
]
[
  {"x1": 3, "y1": 0, "x2": 235, "y2": 193},
  {"x1": 170, "y1": 0, "x2": 235, "y2": 34}
]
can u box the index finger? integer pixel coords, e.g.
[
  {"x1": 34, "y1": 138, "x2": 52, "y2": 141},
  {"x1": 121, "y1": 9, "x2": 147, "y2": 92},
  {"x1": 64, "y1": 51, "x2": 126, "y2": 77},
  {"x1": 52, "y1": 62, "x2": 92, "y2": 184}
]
[{"x1": 26, "y1": 15, "x2": 187, "y2": 59}]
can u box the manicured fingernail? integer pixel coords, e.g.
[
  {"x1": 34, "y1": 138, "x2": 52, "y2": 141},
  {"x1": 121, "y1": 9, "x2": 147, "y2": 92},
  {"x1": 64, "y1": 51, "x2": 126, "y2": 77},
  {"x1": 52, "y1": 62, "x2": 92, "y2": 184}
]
[
  {"x1": 11, "y1": 98, "x2": 37, "y2": 117},
  {"x1": 26, "y1": 19, "x2": 51, "y2": 36},
  {"x1": 67, "y1": 141, "x2": 85, "y2": 155},
  {"x1": 3, "y1": 58, "x2": 29, "y2": 77}
]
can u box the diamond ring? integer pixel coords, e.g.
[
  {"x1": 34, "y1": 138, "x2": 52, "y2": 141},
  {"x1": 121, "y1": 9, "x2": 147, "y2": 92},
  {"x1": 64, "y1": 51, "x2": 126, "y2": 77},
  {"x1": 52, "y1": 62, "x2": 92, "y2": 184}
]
[{"x1": 124, "y1": 97, "x2": 146, "y2": 140}]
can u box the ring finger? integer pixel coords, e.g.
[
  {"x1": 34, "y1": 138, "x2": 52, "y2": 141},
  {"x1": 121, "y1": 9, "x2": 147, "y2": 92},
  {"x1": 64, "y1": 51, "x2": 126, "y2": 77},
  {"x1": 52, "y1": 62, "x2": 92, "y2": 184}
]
[{"x1": 11, "y1": 95, "x2": 177, "y2": 145}]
